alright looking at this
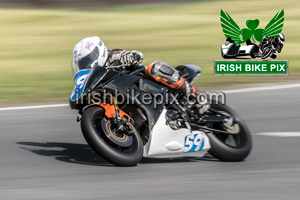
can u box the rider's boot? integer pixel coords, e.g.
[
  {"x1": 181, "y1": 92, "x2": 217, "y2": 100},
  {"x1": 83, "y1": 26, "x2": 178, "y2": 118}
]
[
  {"x1": 177, "y1": 83, "x2": 210, "y2": 115},
  {"x1": 191, "y1": 87, "x2": 211, "y2": 115}
]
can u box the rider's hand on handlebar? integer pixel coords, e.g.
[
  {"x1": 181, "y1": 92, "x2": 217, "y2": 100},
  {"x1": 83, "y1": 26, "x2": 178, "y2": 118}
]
[
  {"x1": 120, "y1": 51, "x2": 143, "y2": 66},
  {"x1": 120, "y1": 51, "x2": 135, "y2": 65}
]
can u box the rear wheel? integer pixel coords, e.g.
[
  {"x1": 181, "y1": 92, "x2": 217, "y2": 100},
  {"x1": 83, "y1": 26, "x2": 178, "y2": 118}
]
[
  {"x1": 250, "y1": 45, "x2": 259, "y2": 58},
  {"x1": 203, "y1": 104, "x2": 252, "y2": 161},
  {"x1": 81, "y1": 106, "x2": 143, "y2": 166}
]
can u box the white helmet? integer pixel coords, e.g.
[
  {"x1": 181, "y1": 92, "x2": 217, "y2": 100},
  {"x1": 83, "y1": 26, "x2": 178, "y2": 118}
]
[
  {"x1": 72, "y1": 36, "x2": 108, "y2": 75},
  {"x1": 278, "y1": 33, "x2": 286, "y2": 44}
]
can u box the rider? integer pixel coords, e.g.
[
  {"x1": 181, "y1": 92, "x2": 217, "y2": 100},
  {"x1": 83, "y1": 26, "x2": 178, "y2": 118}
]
[
  {"x1": 259, "y1": 33, "x2": 286, "y2": 59},
  {"x1": 72, "y1": 36, "x2": 208, "y2": 113}
]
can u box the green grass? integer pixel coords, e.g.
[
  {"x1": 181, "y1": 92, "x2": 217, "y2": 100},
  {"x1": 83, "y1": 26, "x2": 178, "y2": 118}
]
[{"x1": 0, "y1": 0, "x2": 299, "y2": 105}]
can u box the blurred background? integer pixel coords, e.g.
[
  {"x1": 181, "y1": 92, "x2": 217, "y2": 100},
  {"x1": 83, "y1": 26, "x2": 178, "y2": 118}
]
[
  {"x1": 0, "y1": 0, "x2": 299, "y2": 105},
  {"x1": 1, "y1": 2, "x2": 300, "y2": 199}
]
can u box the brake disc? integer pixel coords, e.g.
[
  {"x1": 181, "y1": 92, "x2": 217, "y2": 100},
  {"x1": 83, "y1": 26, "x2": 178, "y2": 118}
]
[{"x1": 101, "y1": 118, "x2": 133, "y2": 147}]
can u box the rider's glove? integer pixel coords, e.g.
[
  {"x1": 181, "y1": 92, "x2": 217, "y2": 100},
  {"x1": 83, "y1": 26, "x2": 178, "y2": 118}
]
[
  {"x1": 120, "y1": 51, "x2": 134, "y2": 65},
  {"x1": 120, "y1": 51, "x2": 144, "y2": 65},
  {"x1": 131, "y1": 51, "x2": 144, "y2": 65}
]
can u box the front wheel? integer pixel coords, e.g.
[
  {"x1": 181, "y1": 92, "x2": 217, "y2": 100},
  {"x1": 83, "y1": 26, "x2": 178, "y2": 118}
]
[
  {"x1": 80, "y1": 106, "x2": 143, "y2": 166},
  {"x1": 204, "y1": 104, "x2": 252, "y2": 161},
  {"x1": 261, "y1": 47, "x2": 272, "y2": 59}
]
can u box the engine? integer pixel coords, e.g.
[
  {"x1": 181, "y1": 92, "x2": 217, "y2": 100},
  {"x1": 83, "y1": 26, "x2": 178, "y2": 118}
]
[{"x1": 165, "y1": 109, "x2": 184, "y2": 130}]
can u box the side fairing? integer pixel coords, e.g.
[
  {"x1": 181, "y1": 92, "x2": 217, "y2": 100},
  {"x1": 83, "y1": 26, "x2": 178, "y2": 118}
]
[
  {"x1": 238, "y1": 45, "x2": 254, "y2": 55},
  {"x1": 143, "y1": 109, "x2": 211, "y2": 158},
  {"x1": 103, "y1": 74, "x2": 165, "y2": 130}
]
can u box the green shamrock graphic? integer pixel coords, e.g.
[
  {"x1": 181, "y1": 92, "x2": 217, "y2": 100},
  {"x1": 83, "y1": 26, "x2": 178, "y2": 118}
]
[
  {"x1": 241, "y1": 19, "x2": 265, "y2": 43},
  {"x1": 220, "y1": 10, "x2": 284, "y2": 45}
]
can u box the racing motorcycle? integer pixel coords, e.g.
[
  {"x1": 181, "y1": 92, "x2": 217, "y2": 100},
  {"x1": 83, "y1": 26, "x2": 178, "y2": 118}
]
[
  {"x1": 257, "y1": 39, "x2": 283, "y2": 59},
  {"x1": 69, "y1": 62, "x2": 252, "y2": 166}
]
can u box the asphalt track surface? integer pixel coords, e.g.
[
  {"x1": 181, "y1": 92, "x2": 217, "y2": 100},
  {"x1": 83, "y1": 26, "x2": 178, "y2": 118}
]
[{"x1": 0, "y1": 84, "x2": 300, "y2": 200}]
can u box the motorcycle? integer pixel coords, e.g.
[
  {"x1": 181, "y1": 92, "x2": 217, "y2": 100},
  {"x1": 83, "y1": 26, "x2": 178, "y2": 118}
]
[
  {"x1": 221, "y1": 38, "x2": 259, "y2": 59},
  {"x1": 69, "y1": 62, "x2": 252, "y2": 166}
]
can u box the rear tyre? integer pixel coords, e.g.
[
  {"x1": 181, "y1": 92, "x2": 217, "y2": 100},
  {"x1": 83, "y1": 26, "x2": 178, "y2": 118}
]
[
  {"x1": 205, "y1": 104, "x2": 252, "y2": 161},
  {"x1": 250, "y1": 45, "x2": 259, "y2": 58},
  {"x1": 81, "y1": 106, "x2": 143, "y2": 166}
]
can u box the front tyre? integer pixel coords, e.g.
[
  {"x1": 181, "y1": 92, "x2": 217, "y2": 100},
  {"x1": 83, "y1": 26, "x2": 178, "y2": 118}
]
[
  {"x1": 206, "y1": 104, "x2": 252, "y2": 161},
  {"x1": 261, "y1": 47, "x2": 272, "y2": 59},
  {"x1": 81, "y1": 106, "x2": 143, "y2": 166}
]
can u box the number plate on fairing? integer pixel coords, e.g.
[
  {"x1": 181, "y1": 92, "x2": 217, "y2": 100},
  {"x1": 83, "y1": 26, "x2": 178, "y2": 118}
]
[
  {"x1": 70, "y1": 69, "x2": 91, "y2": 101},
  {"x1": 183, "y1": 133, "x2": 205, "y2": 153}
]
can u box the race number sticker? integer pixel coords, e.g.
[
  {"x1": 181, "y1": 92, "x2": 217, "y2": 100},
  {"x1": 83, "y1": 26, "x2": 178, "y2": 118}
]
[
  {"x1": 184, "y1": 133, "x2": 205, "y2": 153},
  {"x1": 70, "y1": 69, "x2": 91, "y2": 101},
  {"x1": 76, "y1": 74, "x2": 88, "y2": 89}
]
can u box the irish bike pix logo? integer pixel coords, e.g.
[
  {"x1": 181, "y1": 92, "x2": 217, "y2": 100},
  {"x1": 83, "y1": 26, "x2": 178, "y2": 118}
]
[{"x1": 214, "y1": 9, "x2": 288, "y2": 75}]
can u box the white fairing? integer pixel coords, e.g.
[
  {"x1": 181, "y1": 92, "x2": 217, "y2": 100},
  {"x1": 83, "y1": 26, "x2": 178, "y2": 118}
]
[
  {"x1": 143, "y1": 109, "x2": 211, "y2": 158},
  {"x1": 238, "y1": 45, "x2": 254, "y2": 54},
  {"x1": 221, "y1": 43, "x2": 233, "y2": 55}
]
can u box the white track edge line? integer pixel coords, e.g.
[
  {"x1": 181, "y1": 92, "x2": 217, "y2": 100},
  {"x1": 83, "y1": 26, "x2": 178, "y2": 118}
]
[
  {"x1": 255, "y1": 132, "x2": 300, "y2": 137},
  {"x1": 224, "y1": 83, "x2": 300, "y2": 94},
  {"x1": 0, "y1": 104, "x2": 69, "y2": 111}
]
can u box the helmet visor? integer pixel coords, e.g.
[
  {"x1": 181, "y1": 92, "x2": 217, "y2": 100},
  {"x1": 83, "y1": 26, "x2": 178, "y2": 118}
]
[{"x1": 72, "y1": 46, "x2": 100, "y2": 76}]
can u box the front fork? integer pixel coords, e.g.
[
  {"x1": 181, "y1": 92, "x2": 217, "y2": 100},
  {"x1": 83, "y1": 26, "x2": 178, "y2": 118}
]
[
  {"x1": 110, "y1": 96, "x2": 134, "y2": 135},
  {"x1": 77, "y1": 93, "x2": 134, "y2": 135}
]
